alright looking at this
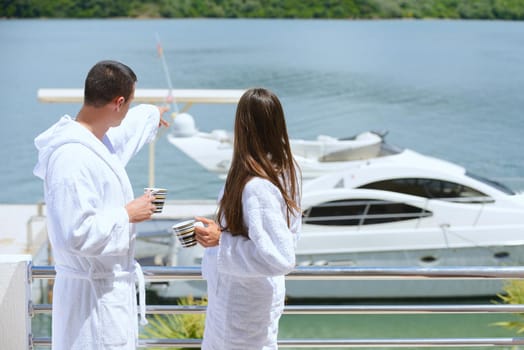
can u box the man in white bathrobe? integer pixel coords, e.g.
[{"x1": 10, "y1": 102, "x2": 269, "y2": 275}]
[{"x1": 33, "y1": 60, "x2": 168, "y2": 350}]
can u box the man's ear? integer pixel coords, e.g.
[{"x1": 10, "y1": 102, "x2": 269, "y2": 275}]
[{"x1": 114, "y1": 96, "x2": 125, "y2": 111}]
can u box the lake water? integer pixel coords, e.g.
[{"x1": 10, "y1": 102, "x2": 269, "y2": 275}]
[
  {"x1": 2, "y1": 18, "x2": 523, "y2": 349},
  {"x1": 1, "y1": 19, "x2": 523, "y2": 204}
]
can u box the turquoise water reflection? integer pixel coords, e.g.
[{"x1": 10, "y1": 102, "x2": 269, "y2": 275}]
[{"x1": 32, "y1": 303, "x2": 519, "y2": 350}]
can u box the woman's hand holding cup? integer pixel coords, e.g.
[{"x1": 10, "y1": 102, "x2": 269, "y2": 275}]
[{"x1": 194, "y1": 216, "x2": 221, "y2": 247}]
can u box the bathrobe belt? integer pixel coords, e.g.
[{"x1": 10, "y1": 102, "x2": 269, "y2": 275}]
[{"x1": 55, "y1": 261, "x2": 148, "y2": 326}]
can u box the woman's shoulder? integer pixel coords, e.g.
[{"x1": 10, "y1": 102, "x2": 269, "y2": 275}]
[
  {"x1": 243, "y1": 177, "x2": 282, "y2": 203},
  {"x1": 244, "y1": 177, "x2": 277, "y2": 192}
]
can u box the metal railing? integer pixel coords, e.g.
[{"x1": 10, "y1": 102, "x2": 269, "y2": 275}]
[{"x1": 30, "y1": 265, "x2": 524, "y2": 348}]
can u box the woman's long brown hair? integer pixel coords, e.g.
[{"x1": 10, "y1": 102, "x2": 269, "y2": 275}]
[{"x1": 217, "y1": 88, "x2": 301, "y2": 237}]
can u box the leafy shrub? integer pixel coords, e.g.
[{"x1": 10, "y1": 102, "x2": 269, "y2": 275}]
[
  {"x1": 493, "y1": 280, "x2": 524, "y2": 334},
  {"x1": 140, "y1": 295, "x2": 207, "y2": 350}
]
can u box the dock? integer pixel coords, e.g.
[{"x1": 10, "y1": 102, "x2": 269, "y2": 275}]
[
  {"x1": 0, "y1": 200, "x2": 217, "y2": 257},
  {"x1": 0, "y1": 203, "x2": 47, "y2": 256}
]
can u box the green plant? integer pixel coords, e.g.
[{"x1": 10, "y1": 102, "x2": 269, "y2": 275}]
[
  {"x1": 140, "y1": 295, "x2": 207, "y2": 350},
  {"x1": 493, "y1": 280, "x2": 524, "y2": 334}
]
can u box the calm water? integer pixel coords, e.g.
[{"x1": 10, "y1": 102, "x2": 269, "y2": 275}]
[
  {"x1": 2, "y1": 19, "x2": 523, "y2": 349},
  {"x1": 0, "y1": 19, "x2": 524, "y2": 204}
]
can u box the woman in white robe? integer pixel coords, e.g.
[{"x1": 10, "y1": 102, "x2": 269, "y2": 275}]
[
  {"x1": 195, "y1": 88, "x2": 302, "y2": 350},
  {"x1": 33, "y1": 60, "x2": 168, "y2": 350}
]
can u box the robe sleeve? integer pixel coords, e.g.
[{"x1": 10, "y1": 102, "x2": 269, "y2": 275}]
[
  {"x1": 106, "y1": 104, "x2": 161, "y2": 166},
  {"x1": 46, "y1": 146, "x2": 131, "y2": 257},
  {"x1": 216, "y1": 178, "x2": 298, "y2": 277}
]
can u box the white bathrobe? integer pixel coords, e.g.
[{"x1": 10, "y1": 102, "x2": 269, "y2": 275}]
[
  {"x1": 33, "y1": 104, "x2": 160, "y2": 350},
  {"x1": 202, "y1": 177, "x2": 301, "y2": 350}
]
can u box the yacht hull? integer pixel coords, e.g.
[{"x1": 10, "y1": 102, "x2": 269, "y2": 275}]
[{"x1": 145, "y1": 243, "x2": 524, "y2": 300}]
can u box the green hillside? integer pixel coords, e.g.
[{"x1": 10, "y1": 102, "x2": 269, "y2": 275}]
[{"x1": 2, "y1": 0, "x2": 524, "y2": 20}]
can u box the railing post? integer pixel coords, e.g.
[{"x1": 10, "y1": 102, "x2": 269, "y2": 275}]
[
  {"x1": 25, "y1": 201, "x2": 46, "y2": 253},
  {"x1": 0, "y1": 255, "x2": 32, "y2": 349}
]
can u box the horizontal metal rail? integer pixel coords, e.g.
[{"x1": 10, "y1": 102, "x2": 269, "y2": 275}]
[
  {"x1": 31, "y1": 265, "x2": 524, "y2": 281},
  {"x1": 30, "y1": 303, "x2": 524, "y2": 316},
  {"x1": 30, "y1": 265, "x2": 524, "y2": 348},
  {"x1": 31, "y1": 337, "x2": 524, "y2": 348}
]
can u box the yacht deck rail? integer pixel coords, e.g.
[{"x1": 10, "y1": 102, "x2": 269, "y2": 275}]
[{"x1": 29, "y1": 265, "x2": 524, "y2": 348}]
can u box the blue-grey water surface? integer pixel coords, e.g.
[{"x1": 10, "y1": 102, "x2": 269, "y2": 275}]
[{"x1": 0, "y1": 19, "x2": 523, "y2": 204}]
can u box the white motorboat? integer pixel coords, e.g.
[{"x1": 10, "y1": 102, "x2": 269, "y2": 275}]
[
  {"x1": 288, "y1": 149, "x2": 524, "y2": 298},
  {"x1": 167, "y1": 113, "x2": 385, "y2": 179},
  {"x1": 144, "y1": 146, "x2": 524, "y2": 299}
]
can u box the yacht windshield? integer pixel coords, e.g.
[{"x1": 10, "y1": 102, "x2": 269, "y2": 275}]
[
  {"x1": 465, "y1": 172, "x2": 515, "y2": 195},
  {"x1": 358, "y1": 178, "x2": 494, "y2": 203}
]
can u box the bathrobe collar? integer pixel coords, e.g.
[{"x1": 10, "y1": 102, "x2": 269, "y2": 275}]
[{"x1": 34, "y1": 115, "x2": 132, "y2": 200}]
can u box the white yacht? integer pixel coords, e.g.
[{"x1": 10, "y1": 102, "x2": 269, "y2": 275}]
[
  {"x1": 289, "y1": 149, "x2": 524, "y2": 298},
  {"x1": 144, "y1": 146, "x2": 524, "y2": 299},
  {"x1": 167, "y1": 113, "x2": 386, "y2": 179}
]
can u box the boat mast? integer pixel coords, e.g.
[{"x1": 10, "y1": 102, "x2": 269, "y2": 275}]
[{"x1": 151, "y1": 33, "x2": 181, "y2": 187}]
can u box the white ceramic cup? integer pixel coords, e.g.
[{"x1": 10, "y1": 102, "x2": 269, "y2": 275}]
[
  {"x1": 172, "y1": 219, "x2": 203, "y2": 248},
  {"x1": 144, "y1": 187, "x2": 167, "y2": 214}
]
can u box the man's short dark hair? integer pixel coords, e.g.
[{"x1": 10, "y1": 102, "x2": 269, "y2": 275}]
[{"x1": 84, "y1": 60, "x2": 137, "y2": 107}]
